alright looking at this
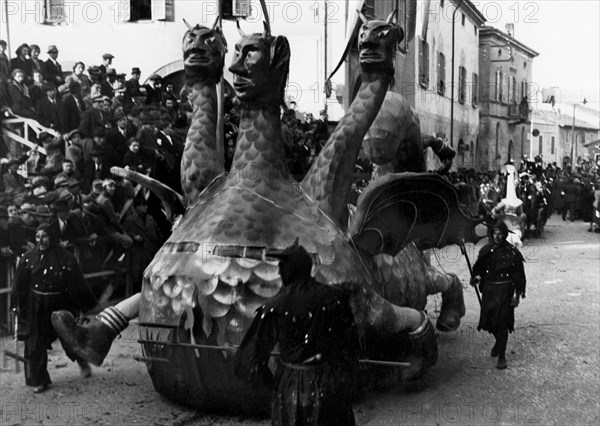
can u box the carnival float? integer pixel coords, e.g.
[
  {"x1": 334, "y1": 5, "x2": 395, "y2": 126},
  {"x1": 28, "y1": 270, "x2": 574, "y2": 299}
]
[{"x1": 112, "y1": 8, "x2": 482, "y2": 414}]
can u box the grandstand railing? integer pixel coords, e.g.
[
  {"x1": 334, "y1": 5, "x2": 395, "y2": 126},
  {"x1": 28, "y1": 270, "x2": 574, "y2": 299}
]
[
  {"x1": 1, "y1": 108, "x2": 61, "y2": 179},
  {"x1": 1, "y1": 109, "x2": 140, "y2": 336}
]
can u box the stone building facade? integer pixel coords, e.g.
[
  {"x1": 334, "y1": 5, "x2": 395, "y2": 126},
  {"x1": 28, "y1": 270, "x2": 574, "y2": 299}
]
[{"x1": 477, "y1": 25, "x2": 538, "y2": 171}]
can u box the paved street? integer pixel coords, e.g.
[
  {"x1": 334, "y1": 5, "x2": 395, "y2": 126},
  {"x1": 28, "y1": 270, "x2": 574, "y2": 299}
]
[{"x1": 1, "y1": 215, "x2": 598, "y2": 425}]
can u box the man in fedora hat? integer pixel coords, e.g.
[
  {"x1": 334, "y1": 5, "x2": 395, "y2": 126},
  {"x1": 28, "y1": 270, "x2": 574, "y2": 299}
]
[
  {"x1": 234, "y1": 240, "x2": 361, "y2": 425},
  {"x1": 81, "y1": 148, "x2": 110, "y2": 194},
  {"x1": 124, "y1": 67, "x2": 142, "y2": 107},
  {"x1": 35, "y1": 83, "x2": 62, "y2": 131},
  {"x1": 33, "y1": 205, "x2": 53, "y2": 225},
  {"x1": 50, "y1": 198, "x2": 90, "y2": 251},
  {"x1": 99, "y1": 53, "x2": 114, "y2": 76},
  {"x1": 471, "y1": 221, "x2": 527, "y2": 370},
  {"x1": 43, "y1": 45, "x2": 63, "y2": 86}
]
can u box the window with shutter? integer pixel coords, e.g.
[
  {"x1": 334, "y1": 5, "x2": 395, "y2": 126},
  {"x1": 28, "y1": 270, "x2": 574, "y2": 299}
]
[
  {"x1": 117, "y1": 0, "x2": 130, "y2": 22},
  {"x1": 496, "y1": 70, "x2": 504, "y2": 103},
  {"x1": 538, "y1": 135, "x2": 543, "y2": 155},
  {"x1": 472, "y1": 72, "x2": 478, "y2": 106},
  {"x1": 45, "y1": 0, "x2": 64, "y2": 23},
  {"x1": 419, "y1": 38, "x2": 429, "y2": 88},
  {"x1": 437, "y1": 52, "x2": 445, "y2": 95},
  {"x1": 222, "y1": 0, "x2": 250, "y2": 20},
  {"x1": 130, "y1": 0, "x2": 152, "y2": 21},
  {"x1": 508, "y1": 75, "x2": 513, "y2": 104},
  {"x1": 458, "y1": 66, "x2": 466, "y2": 104},
  {"x1": 151, "y1": 0, "x2": 175, "y2": 21}
]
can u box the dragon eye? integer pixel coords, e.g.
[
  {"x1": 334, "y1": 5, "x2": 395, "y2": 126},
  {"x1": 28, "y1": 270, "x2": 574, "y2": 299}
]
[
  {"x1": 205, "y1": 36, "x2": 216, "y2": 45},
  {"x1": 378, "y1": 30, "x2": 390, "y2": 38}
]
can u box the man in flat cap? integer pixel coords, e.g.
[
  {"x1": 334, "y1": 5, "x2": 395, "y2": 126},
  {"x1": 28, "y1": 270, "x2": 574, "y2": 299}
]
[{"x1": 99, "y1": 53, "x2": 114, "y2": 76}]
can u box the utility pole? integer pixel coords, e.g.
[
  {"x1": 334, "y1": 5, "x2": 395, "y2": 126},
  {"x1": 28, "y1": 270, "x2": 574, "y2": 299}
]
[{"x1": 324, "y1": 0, "x2": 328, "y2": 112}]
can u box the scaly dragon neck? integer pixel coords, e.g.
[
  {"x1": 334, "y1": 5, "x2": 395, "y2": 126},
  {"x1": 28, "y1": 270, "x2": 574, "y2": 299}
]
[
  {"x1": 180, "y1": 81, "x2": 224, "y2": 205},
  {"x1": 301, "y1": 71, "x2": 392, "y2": 225},
  {"x1": 227, "y1": 104, "x2": 290, "y2": 188}
]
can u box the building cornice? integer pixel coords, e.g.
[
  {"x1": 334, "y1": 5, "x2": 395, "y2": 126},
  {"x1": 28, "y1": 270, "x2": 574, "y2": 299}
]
[
  {"x1": 479, "y1": 26, "x2": 539, "y2": 58},
  {"x1": 449, "y1": 0, "x2": 487, "y2": 25}
]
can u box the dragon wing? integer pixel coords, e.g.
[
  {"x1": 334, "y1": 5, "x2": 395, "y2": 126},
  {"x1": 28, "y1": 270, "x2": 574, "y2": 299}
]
[{"x1": 349, "y1": 172, "x2": 481, "y2": 256}]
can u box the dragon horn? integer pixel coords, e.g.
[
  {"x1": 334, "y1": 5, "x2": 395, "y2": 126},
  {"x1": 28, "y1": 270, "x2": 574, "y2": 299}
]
[
  {"x1": 259, "y1": 0, "x2": 271, "y2": 36},
  {"x1": 386, "y1": 9, "x2": 398, "y2": 24},
  {"x1": 236, "y1": 19, "x2": 246, "y2": 37},
  {"x1": 183, "y1": 18, "x2": 193, "y2": 30},
  {"x1": 211, "y1": 16, "x2": 221, "y2": 31},
  {"x1": 357, "y1": 10, "x2": 368, "y2": 24}
]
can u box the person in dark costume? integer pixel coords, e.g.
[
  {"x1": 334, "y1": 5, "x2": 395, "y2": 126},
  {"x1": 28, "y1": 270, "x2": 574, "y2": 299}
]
[
  {"x1": 472, "y1": 221, "x2": 526, "y2": 370},
  {"x1": 234, "y1": 240, "x2": 361, "y2": 425},
  {"x1": 10, "y1": 224, "x2": 98, "y2": 393}
]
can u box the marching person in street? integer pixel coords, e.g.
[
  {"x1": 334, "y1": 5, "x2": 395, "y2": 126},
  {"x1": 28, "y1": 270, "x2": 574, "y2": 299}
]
[
  {"x1": 10, "y1": 223, "x2": 98, "y2": 393},
  {"x1": 471, "y1": 221, "x2": 526, "y2": 370},
  {"x1": 234, "y1": 240, "x2": 361, "y2": 425}
]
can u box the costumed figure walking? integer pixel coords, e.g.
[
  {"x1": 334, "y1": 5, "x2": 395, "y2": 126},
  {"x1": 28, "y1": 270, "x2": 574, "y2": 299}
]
[
  {"x1": 10, "y1": 224, "x2": 98, "y2": 392},
  {"x1": 471, "y1": 221, "x2": 526, "y2": 369},
  {"x1": 234, "y1": 241, "x2": 361, "y2": 425}
]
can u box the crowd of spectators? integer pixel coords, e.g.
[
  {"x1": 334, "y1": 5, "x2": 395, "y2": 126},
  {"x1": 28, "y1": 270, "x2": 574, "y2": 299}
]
[
  {"x1": 1, "y1": 40, "x2": 350, "y2": 308},
  {"x1": 449, "y1": 156, "x2": 600, "y2": 236}
]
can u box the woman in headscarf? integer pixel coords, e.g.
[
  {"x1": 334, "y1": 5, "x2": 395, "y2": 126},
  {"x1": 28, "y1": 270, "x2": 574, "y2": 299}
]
[{"x1": 11, "y1": 223, "x2": 97, "y2": 393}]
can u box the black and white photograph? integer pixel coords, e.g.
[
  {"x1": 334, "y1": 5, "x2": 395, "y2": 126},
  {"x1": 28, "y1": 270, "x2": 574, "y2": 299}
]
[{"x1": 0, "y1": 1, "x2": 599, "y2": 425}]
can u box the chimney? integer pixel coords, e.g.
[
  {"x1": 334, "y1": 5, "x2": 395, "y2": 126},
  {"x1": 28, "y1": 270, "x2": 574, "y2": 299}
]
[{"x1": 505, "y1": 23, "x2": 515, "y2": 37}]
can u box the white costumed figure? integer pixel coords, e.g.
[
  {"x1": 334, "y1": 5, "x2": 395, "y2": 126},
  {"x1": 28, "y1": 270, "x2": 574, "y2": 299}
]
[{"x1": 492, "y1": 165, "x2": 526, "y2": 247}]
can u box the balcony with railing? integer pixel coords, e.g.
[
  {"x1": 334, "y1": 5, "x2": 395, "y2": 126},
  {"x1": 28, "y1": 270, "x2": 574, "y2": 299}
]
[{"x1": 508, "y1": 100, "x2": 530, "y2": 124}]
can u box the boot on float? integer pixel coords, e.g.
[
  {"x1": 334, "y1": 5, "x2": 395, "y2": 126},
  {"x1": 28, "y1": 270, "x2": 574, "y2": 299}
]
[
  {"x1": 399, "y1": 311, "x2": 438, "y2": 382},
  {"x1": 51, "y1": 306, "x2": 128, "y2": 367},
  {"x1": 436, "y1": 275, "x2": 466, "y2": 332}
]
